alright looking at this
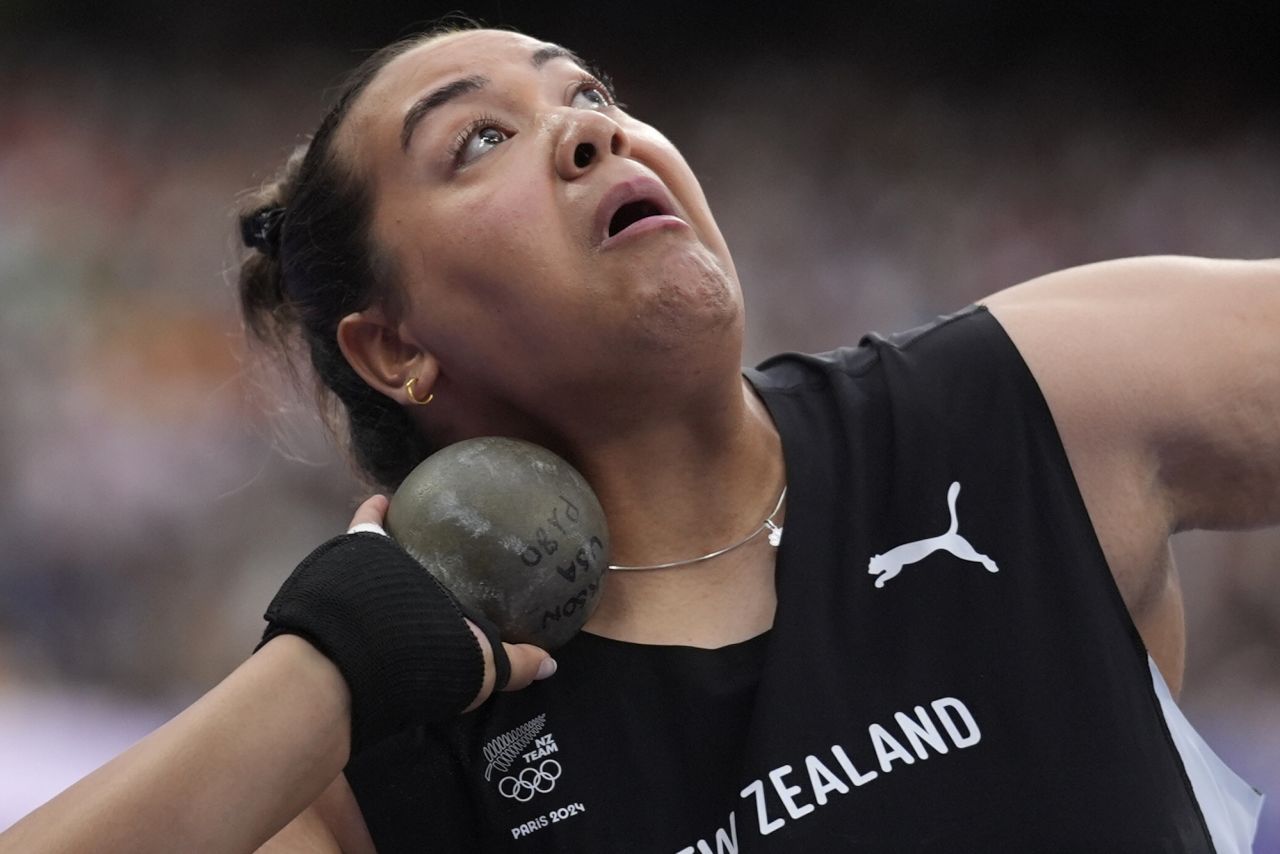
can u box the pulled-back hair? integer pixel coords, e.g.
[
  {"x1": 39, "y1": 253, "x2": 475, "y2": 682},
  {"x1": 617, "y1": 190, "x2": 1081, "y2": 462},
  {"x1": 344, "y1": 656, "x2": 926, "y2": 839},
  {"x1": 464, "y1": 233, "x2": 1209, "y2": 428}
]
[{"x1": 237, "y1": 29, "x2": 460, "y2": 489}]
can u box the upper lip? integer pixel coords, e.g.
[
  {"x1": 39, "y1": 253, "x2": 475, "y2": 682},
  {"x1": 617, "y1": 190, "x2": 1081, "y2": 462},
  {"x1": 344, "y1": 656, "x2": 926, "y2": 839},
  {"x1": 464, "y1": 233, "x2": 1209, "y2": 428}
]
[{"x1": 592, "y1": 176, "x2": 680, "y2": 245}]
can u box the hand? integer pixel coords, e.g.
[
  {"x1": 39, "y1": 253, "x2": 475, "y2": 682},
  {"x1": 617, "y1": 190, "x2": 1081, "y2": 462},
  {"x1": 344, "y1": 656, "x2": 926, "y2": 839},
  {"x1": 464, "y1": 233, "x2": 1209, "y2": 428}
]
[{"x1": 345, "y1": 495, "x2": 557, "y2": 713}]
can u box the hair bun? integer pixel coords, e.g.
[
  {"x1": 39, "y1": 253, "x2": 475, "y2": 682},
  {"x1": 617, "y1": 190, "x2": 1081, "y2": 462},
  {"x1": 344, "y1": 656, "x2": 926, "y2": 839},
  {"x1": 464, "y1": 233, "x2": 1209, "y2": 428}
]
[{"x1": 240, "y1": 205, "x2": 286, "y2": 258}]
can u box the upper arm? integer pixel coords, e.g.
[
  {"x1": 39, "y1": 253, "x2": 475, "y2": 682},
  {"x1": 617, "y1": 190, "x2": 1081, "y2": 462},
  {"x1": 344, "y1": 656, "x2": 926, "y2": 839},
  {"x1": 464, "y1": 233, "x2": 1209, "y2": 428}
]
[
  {"x1": 981, "y1": 256, "x2": 1278, "y2": 686},
  {"x1": 983, "y1": 255, "x2": 1280, "y2": 536},
  {"x1": 257, "y1": 773, "x2": 377, "y2": 854}
]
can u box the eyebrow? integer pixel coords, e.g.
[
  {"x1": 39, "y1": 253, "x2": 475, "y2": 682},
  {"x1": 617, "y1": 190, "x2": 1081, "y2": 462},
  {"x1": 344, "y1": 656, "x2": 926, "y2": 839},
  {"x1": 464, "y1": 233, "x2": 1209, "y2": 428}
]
[
  {"x1": 400, "y1": 75, "x2": 487, "y2": 151},
  {"x1": 399, "y1": 45, "x2": 587, "y2": 152},
  {"x1": 530, "y1": 45, "x2": 583, "y2": 69}
]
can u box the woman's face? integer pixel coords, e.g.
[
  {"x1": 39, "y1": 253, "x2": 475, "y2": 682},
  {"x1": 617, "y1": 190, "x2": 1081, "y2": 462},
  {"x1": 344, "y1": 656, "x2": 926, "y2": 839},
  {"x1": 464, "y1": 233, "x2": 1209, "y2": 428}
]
[{"x1": 340, "y1": 29, "x2": 742, "y2": 426}]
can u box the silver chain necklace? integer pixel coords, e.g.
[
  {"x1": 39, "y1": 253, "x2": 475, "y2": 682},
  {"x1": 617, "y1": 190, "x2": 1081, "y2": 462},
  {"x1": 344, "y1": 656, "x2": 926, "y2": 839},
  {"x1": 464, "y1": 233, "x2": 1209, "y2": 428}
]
[{"x1": 607, "y1": 486, "x2": 787, "y2": 571}]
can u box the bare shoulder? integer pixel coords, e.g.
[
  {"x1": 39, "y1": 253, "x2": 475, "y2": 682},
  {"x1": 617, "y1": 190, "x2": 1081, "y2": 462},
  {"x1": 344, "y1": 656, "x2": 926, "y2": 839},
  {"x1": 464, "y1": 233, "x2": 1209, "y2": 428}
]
[
  {"x1": 981, "y1": 256, "x2": 1276, "y2": 415},
  {"x1": 982, "y1": 256, "x2": 1279, "y2": 372},
  {"x1": 978, "y1": 255, "x2": 1280, "y2": 691},
  {"x1": 983, "y1": 254, "x2": 1278, "y2": 306},
  {"x1": 980, "y1": 254, "x2": 1280, "y2": 531},
  {"x1": 979, "y1": 260, "x2": 1178, "y2": 653}
]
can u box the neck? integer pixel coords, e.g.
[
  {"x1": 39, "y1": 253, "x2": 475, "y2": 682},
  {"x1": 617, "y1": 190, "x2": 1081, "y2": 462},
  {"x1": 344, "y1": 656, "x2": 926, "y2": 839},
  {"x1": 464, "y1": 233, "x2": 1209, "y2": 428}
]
[{"x1": 558, "y1": 374, "x2": 786, "y2": 645}]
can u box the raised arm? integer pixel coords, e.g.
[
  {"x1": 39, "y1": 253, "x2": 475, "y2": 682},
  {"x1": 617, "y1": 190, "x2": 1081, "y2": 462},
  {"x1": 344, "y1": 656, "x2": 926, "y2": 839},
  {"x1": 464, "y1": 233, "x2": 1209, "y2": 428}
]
[{"x1": 983, "y1": 256, "x2": 1280, "y2": 685}]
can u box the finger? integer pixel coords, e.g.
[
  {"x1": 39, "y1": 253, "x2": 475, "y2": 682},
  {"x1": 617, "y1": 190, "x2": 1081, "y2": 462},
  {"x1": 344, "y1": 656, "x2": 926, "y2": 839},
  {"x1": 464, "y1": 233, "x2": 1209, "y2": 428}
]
[
  {"x1": 462, "y1": 624, "x2": 554, "y2": 711},
  {"x1": 500, "y1": 643, "x2": 557, "y2": 692},
  {"x1": 347, "y1": 494, "x2": 390, "y2": 532}
]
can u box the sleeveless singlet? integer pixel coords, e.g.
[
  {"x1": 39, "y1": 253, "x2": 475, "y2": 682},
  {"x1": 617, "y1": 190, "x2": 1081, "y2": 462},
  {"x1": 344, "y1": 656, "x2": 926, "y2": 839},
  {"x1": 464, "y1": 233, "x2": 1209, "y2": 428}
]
[{"x1": 346, "y1": 306, "x2": 1261, "y2": 852}]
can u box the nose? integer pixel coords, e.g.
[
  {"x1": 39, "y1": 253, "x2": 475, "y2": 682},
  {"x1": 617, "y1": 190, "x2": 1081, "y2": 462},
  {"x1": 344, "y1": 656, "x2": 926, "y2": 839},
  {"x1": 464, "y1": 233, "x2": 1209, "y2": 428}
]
[{"x1": 554, "y1": 110, "x2": 630, "y2": 180}]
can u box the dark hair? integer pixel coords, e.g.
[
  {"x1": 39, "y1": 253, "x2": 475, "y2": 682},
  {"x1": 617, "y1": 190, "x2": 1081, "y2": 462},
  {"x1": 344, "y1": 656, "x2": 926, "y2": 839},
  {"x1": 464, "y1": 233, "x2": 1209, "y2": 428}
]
[{"x1": 237, "y1": 30, "x2": 460, "y2": 489}]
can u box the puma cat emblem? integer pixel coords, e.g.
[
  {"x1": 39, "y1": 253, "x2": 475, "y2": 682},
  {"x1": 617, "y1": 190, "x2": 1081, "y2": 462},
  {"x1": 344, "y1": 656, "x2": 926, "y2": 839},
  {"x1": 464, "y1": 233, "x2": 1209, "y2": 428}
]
[{"x1": 868, "y1": 482, "x2": 999, "y2": 588}]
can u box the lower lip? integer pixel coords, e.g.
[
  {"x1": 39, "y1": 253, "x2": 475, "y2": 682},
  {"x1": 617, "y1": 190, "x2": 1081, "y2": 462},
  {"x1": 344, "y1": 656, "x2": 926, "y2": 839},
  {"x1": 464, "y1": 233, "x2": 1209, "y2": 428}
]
[{"x1": 599, "y1": 215, "x2": 690, "y2": 251}]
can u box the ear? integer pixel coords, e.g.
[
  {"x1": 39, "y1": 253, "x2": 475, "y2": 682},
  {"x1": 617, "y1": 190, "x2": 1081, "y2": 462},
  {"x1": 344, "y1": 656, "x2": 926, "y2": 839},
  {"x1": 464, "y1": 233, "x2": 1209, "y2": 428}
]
[{"x1": 337, "y1": 308, "x2": 439, "y2": 405}]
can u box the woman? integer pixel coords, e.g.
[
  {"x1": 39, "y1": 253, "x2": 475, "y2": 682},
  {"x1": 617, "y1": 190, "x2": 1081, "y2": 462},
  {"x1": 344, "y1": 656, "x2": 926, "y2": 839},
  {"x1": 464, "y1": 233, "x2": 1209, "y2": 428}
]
[{"x1": 1, "y1": 24, "x2": 1271, "y2": 853}]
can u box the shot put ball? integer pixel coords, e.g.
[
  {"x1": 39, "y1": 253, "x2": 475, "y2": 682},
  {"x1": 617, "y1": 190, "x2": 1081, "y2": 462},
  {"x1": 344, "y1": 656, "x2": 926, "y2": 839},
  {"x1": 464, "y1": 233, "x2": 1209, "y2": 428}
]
[{"x1": 386, "y1": 436, "x2": 610, "y2": 650}]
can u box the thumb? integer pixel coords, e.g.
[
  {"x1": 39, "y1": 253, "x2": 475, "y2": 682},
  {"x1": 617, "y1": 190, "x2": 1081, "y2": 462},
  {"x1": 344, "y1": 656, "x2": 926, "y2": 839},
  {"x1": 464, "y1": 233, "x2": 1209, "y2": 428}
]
[
  {"x1": 463, "y1": 623, "x2": 555, "y2": 711},
  {"x1": 500, "y1": 642, "x2": 558, "y2": 692}
]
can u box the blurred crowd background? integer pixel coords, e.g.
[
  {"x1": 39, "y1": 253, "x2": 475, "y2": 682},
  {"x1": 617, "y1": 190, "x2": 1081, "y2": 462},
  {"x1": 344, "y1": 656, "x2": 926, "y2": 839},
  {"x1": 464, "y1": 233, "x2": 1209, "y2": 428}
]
[{"x1": 1, "y1": 0, "x2": 1278, "y2": 843}]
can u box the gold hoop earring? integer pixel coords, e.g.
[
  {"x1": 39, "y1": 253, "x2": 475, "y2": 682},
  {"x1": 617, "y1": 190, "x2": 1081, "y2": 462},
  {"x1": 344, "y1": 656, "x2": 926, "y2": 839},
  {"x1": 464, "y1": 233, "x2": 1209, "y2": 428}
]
[{"x1": 405, "y1": 377, "x2": 434, "y2": 406}]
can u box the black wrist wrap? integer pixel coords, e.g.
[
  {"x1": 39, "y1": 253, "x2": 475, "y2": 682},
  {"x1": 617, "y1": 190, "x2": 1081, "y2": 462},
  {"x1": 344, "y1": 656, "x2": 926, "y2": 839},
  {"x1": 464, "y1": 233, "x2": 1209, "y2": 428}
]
[{"x1": 255, "y1": 533, "x2": 490, "y2": 757}]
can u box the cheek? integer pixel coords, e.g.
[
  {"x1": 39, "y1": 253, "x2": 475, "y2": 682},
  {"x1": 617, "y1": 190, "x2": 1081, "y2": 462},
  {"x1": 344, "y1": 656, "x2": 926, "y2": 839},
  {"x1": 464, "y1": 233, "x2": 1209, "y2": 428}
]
[
  {"x1": 404, "y1": 178, "x2": 581, "y2": 352},
  {"x1": 442, "y1": 176, "x2": 562, "y2": 280}
]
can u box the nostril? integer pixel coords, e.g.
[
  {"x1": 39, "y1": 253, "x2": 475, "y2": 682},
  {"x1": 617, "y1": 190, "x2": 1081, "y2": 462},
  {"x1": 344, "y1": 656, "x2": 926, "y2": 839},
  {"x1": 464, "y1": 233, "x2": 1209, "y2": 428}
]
[{"x1": 573, "y1": 142, "x2": 595, "y2": 169}]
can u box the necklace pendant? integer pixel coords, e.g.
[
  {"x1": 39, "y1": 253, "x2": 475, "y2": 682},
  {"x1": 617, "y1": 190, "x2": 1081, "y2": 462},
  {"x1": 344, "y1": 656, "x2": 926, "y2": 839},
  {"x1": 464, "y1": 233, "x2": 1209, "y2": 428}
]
[{"x1": 766, "y1": 520, "x2": 783, "y2": 548}]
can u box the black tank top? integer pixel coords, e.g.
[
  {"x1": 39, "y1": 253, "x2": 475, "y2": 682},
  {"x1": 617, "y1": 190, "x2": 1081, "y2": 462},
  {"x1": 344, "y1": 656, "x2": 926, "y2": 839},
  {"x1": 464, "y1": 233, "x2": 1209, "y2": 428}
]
[{"x1": 346, "y1": 306, "x2": 1214, "y2": 852}]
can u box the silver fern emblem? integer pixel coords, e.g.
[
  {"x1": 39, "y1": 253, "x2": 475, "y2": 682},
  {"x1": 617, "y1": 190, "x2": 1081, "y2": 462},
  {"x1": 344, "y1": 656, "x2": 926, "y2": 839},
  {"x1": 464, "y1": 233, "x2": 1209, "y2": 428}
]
[{"x1": 482, "y1": 714, "x2": 547, "y2": 781}]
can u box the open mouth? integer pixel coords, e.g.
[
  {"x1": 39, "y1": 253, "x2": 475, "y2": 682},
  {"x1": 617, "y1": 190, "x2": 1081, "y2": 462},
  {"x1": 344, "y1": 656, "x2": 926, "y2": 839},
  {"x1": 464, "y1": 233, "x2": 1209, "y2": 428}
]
[
  {"x1": 595, "y1": 177, "x2": 682, "y2": 246},
  {"x1": 608, "y1": 199, "x2": 666, "y2": 238}
]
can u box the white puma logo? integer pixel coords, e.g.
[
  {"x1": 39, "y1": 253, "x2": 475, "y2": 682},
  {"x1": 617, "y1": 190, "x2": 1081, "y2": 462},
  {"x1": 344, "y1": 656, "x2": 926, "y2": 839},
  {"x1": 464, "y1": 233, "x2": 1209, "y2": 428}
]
[{"x1": 868, "y1": 482, "x2": 998, "y2": 588}]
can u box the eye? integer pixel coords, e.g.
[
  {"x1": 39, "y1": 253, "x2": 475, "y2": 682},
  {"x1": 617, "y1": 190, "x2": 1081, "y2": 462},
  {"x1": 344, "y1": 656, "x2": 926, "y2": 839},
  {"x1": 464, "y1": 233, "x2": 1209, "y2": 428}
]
[
  {"x1": 450, "y1": 119, "x2": 510, "y2": 166},
  {"x1": 570, "y1": 81, "x2": 612, "y2": 111}
]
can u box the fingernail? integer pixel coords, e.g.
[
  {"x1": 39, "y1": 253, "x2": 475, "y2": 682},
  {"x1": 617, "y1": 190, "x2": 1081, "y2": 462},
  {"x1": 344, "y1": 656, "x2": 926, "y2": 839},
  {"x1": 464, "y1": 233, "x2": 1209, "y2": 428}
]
[{"x1": 535, "y1": 657, "x2": 558, "y2": 680}]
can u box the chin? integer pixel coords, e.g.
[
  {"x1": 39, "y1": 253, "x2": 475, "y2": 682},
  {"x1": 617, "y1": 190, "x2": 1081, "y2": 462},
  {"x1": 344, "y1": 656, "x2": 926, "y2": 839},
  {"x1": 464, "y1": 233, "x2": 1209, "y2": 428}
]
[{"x1": 632, "y1": 247, "x2": 743, "y2": 351}]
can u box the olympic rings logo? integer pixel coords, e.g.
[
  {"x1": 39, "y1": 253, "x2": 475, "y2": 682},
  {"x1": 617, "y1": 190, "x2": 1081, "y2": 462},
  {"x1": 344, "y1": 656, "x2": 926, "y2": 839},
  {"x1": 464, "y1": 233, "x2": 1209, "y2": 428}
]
[{"x1": 498, "y1": 759, "x2": 562, "y2": 801}]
